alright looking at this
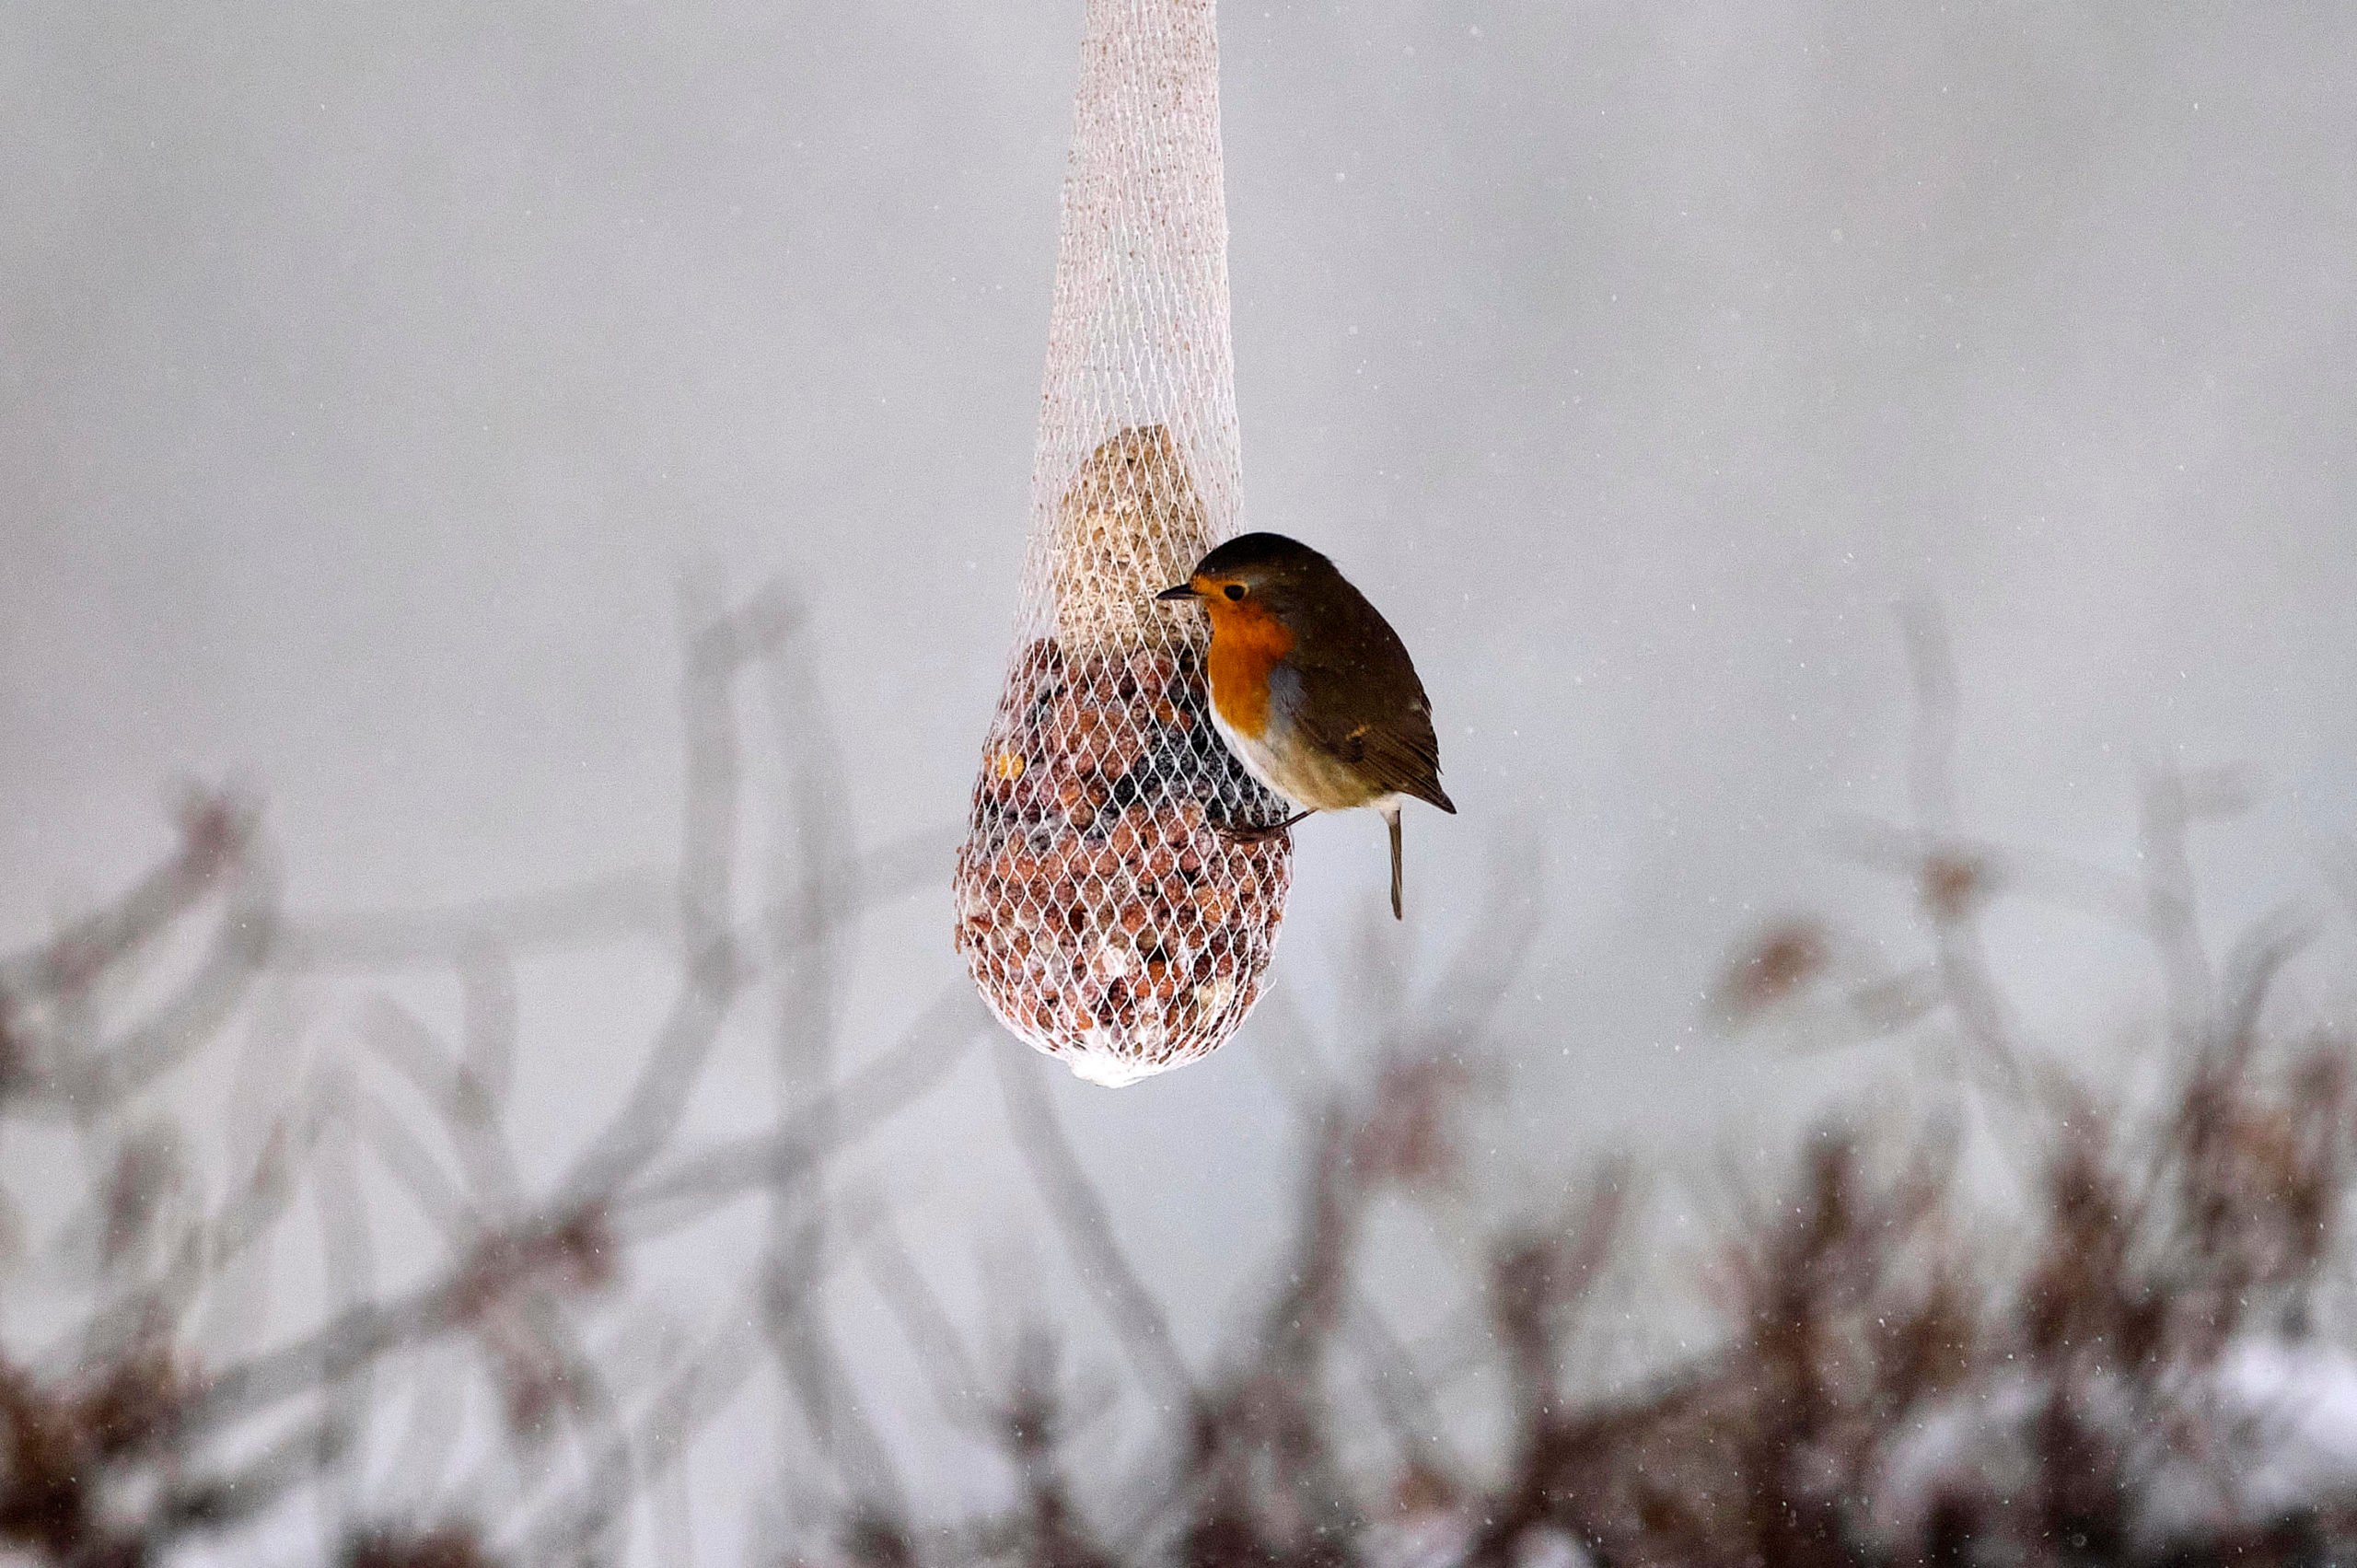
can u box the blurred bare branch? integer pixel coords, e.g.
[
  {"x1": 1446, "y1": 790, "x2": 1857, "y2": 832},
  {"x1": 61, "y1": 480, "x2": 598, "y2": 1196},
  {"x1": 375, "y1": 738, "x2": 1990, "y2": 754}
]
[
  {"x1": 9, "y1": 587, "x2": 2357, "y2": 1568},
  {"x1": 995, "y1": 1049, "x2": 1197, "y2": 1417},
  {"x1": 0, "y1": 586, "x2": 978, "y2": 1568}
]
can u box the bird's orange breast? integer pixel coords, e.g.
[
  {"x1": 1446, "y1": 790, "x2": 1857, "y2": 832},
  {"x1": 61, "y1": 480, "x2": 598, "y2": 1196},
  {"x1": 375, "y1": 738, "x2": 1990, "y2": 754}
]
[{"x1": 1202, "y1": 598, "x2": 1295, "y2": 740}]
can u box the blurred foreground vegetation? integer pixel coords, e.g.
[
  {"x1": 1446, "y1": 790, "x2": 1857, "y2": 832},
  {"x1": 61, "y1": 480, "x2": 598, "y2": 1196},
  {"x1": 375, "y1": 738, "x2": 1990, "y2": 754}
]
[{"x1": 4, "y1": 599, "x2": 2354, "y2": 1568}]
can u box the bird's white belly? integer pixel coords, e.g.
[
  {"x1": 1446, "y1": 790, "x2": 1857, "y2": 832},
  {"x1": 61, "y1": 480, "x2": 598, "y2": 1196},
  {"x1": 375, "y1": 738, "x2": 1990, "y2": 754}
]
[
  {"x1": 1209, "y1": 703, "x2": 1302, "y2": 807},
  {"x1": 1209, "y1": 703, "x2": 1380, "y2": 814}
]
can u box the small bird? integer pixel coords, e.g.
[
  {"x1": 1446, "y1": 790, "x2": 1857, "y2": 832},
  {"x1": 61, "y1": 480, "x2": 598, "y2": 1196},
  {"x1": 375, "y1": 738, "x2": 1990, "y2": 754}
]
[{"x1": 1157, "y1": 532, "x2": 1454, "y2": 919}]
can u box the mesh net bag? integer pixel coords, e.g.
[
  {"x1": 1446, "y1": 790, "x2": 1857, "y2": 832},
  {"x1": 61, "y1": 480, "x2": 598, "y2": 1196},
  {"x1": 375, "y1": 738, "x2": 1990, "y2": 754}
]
[{"x1": 953, "y1": 0, "x2": 1294, "y2": 1087}]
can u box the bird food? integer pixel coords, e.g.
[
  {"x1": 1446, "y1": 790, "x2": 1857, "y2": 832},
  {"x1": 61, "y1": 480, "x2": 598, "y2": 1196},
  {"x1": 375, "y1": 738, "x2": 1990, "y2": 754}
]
[
  {"x1": 952, "y1": 0, "x2": 1291, "y2": 1084},
  {"x1": 952, "y1": 0, "x2": 1291, "y2": 1085},
  {"x1": 956, "y1": 428, "x2": 1294, "y2": 1086}
]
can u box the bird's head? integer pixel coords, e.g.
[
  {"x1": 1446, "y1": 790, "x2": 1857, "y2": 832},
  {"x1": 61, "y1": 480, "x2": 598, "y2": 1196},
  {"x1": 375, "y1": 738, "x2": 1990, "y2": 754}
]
[{"x1": 1155, "y1": 532, "x2": 1334, "y2": 618}]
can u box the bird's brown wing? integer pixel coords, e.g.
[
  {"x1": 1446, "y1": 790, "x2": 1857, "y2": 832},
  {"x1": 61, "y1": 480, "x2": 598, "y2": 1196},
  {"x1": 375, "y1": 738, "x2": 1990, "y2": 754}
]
[{"x1": 1284, "y1": 591, "x2": 1456, "y2": 814}]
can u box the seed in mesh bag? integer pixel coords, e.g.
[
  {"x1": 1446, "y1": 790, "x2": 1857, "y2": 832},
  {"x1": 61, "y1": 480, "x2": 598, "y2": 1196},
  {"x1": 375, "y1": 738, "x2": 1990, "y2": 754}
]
[
  {"x1": 955, "y1": 632, "x2": 1293, "y2": 1084},
  {"x1": 1049, "y1": 426, "x2": 1211, "y2": 655},
  {"x1": 956, "y1": 421, "x2": 1297, "y2": 1083}
]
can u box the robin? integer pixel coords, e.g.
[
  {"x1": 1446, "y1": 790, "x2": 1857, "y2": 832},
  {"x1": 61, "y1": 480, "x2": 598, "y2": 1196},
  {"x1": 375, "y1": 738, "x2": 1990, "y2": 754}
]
[{"x1": 1156, "y1": 532, "x2": 1455, "y2": 919}]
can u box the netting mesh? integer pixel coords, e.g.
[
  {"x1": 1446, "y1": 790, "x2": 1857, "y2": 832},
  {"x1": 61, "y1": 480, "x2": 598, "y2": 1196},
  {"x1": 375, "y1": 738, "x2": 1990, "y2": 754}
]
[{"x1": 953, "y1": 0, "x2": 1293, "y2": 1087}]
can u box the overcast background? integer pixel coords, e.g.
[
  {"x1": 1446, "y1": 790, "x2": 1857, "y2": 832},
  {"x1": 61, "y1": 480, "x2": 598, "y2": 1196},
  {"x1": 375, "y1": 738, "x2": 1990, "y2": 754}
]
[{"x1": 6, "y1": 0, "x2": 2357, "y2": 1535}]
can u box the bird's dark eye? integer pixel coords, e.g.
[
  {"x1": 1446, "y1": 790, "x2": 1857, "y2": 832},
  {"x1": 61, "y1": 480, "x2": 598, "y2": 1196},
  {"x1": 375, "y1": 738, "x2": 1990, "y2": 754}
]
[{"x1": 1223, "y1": 583, "x2": 1246, "y2": 601}]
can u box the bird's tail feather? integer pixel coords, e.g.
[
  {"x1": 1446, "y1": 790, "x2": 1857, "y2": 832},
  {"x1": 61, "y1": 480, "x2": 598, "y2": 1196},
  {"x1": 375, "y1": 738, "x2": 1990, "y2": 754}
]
[{"x1": 1387, "y1": 806, "x2": 1404, "y2": 920}]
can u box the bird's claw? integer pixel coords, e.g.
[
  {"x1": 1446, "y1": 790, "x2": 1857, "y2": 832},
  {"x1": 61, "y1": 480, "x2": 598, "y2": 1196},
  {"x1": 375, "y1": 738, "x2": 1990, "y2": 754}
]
[{"x1": 1212, "y1": 810, "x2": 1312, "y2": 844}]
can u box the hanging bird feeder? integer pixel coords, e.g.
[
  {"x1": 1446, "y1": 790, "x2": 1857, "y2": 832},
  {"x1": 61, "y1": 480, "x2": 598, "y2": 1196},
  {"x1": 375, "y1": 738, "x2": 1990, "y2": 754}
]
[{"x1": 953, "y1": 0, "x2": 1293, "y2": 1086}]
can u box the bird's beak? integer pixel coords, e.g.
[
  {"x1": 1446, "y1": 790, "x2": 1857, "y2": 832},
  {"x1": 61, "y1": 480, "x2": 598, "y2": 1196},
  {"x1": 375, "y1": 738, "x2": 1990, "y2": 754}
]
[{"x1": 1155, "y1": 582, "x2": 1201, "y2": 601}]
